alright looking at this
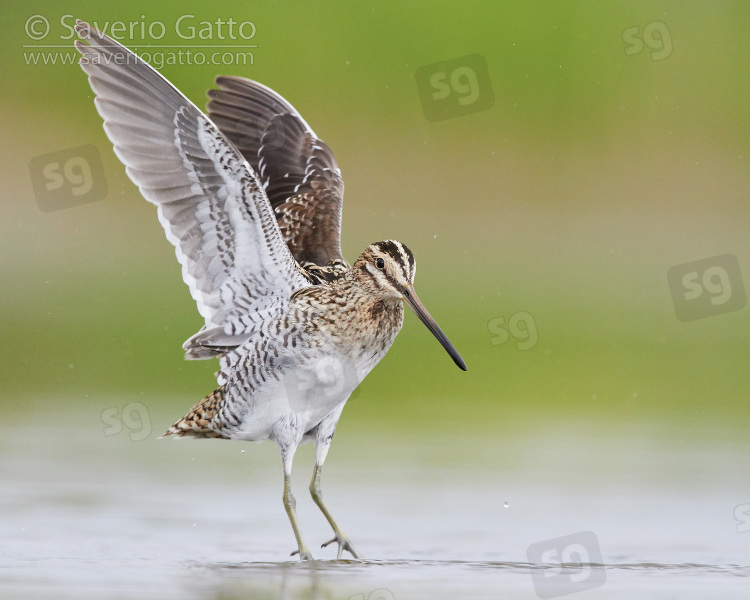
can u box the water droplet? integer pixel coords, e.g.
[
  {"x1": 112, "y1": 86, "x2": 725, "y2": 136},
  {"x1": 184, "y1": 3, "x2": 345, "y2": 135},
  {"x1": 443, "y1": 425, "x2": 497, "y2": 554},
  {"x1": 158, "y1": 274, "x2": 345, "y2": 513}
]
[
  {"x1": 241, "y1": 449, "x2": 246, "y2": 454},
  {"x1": 503, "y1": 502, "x2": 510, "y2": 508}
]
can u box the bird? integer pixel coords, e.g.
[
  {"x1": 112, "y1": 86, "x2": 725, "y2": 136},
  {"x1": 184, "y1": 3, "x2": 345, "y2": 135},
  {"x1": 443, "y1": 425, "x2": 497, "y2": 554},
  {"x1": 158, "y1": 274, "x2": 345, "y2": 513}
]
[{"x1": 74, "y1": 20, "x2": 466, "y2": 560}]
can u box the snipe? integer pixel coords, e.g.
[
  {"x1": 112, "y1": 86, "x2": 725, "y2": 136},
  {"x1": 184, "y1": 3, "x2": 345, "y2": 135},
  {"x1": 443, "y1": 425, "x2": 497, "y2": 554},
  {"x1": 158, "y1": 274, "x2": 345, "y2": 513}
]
[{"x1": 75, "y1": 20, "x2": 466, "y2": 560}]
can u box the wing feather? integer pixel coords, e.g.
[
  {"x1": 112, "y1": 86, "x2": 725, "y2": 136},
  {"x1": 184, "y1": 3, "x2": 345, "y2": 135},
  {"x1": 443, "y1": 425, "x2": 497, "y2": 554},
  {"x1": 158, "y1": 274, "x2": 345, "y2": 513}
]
[
  {"x1": 206, "y1": 77, "x2": 346, "y2": 266},
  {"x1": 74, "y1": 21, "x2": 310, "y2": 357}
]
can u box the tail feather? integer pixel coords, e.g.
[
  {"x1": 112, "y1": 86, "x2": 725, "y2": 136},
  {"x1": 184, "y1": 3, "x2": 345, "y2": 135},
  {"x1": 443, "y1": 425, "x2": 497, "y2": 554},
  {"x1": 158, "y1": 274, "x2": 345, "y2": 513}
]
[{"x1": 162, "y1": 387, "x2": 227, "y2": 438}]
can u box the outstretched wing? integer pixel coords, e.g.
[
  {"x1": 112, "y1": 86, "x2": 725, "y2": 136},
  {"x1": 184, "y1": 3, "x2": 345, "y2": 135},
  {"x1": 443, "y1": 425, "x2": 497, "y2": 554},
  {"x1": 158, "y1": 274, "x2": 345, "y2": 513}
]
[
  {"x1": 206, "y1": 76, "x2": 346, "y2": 267},
  {"x1": 74, "y1": 21, "x2": 310, "y2": 358}
]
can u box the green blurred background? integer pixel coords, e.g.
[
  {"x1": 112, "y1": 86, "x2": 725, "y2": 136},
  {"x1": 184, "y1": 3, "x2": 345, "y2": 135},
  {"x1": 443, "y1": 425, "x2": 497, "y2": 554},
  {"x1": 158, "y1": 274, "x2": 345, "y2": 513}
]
[{"x1": 3, "y1": 1, "x2": 749, "y2": 436}]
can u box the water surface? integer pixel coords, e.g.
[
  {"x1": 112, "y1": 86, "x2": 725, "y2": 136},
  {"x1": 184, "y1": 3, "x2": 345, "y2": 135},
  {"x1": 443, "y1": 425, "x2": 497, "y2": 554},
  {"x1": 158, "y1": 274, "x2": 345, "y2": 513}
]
[{"x1": 3, "y1": 403, "x2": 749, "y2": 599}]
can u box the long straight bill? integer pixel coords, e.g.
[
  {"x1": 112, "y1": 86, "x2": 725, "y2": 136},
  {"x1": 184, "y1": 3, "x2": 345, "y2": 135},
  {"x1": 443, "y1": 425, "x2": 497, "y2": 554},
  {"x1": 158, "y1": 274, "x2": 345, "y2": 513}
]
[{"x1": 402, "y1": 283, "x2": 467, "y2": 371}]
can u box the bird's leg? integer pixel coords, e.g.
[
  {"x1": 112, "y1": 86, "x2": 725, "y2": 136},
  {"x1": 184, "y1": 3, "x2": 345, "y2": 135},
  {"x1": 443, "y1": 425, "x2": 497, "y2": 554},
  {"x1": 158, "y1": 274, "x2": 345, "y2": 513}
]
[
  {"x1": 307, "y1": 403, "x2": 363, "y2": 559},
  {"x1": 310, "y1": 462, "x2": 363, "y2": 559},
  {"x1": 281, "y1": 449, "x2": 313, "y2": 560}
]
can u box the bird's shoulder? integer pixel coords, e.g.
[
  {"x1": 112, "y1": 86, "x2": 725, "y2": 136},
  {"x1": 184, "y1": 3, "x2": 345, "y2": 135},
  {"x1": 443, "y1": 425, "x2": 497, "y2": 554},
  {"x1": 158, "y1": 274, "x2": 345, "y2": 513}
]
[{"x1": 296, "y1": 259, "x2": 351, "y2": 287}]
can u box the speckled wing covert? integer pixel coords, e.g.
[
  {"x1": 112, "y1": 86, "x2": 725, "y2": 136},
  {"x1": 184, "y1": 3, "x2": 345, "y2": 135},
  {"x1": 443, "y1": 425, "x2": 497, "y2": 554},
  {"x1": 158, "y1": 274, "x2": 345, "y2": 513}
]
[
  {"x1": 74, "y1": 21, "x2": 311, "y2": 359},
  {"x1": 206, "y1": 76, "x2": 346, "y2": 267}
]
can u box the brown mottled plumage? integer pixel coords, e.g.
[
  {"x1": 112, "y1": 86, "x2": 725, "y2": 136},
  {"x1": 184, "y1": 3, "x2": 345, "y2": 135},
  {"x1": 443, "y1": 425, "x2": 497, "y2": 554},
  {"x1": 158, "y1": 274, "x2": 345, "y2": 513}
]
[
  {"x1": 75, "y1": 21, "x2": 465, "y2": 561},
  {"x1": 163, "y1": 243, "x2": 408, "y2": 441},
  {"x1": 207, "y1": 77, "x2": 346, "y2": 267},
  {"x1": 168, "y1": 388, "x2": 225, "y2": 439}
]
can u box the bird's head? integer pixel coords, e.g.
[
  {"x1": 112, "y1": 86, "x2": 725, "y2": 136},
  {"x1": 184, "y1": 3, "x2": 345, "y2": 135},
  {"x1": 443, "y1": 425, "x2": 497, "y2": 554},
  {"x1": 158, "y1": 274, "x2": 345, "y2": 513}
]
[{"x1": 353, "y1": 240, "x2": 467, "y2": 371}]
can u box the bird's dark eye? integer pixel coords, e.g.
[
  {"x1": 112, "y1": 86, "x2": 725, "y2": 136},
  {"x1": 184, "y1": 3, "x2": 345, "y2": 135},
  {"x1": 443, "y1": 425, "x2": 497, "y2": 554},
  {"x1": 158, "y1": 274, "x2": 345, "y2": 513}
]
[{"x1": 376, "y1": 258, "x2": 385, "y2": 269}]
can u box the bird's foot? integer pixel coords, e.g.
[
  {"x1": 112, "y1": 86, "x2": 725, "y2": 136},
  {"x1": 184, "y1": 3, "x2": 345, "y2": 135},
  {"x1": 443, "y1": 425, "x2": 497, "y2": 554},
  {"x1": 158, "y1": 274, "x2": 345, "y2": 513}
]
[
  {"x1": 290, "y1": 547, "x2": 314, "y2": 560},
  {"x1": 321, "y1": 533, "x2": 363, "y2": 559}
]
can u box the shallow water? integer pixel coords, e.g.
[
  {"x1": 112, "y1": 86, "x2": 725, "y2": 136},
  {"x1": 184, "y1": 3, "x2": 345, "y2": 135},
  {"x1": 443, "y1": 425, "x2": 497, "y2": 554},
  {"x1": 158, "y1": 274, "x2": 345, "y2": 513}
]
[{"x1": 3, "y1": 403, "x2": 749, "y2": 599}]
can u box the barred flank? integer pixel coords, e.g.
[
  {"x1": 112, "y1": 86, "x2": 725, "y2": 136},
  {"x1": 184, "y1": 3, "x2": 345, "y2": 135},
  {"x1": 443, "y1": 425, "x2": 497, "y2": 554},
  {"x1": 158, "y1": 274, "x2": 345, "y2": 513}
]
[{"x1": 162, "y1": 387, "x2": 227, "y2": 438}]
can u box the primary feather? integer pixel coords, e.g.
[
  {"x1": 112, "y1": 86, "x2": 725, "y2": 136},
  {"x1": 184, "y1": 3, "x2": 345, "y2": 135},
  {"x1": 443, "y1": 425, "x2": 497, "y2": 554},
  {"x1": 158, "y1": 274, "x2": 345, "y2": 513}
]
[{"x1": 75, "y1": 21, "x2": 311, "y2": 358}]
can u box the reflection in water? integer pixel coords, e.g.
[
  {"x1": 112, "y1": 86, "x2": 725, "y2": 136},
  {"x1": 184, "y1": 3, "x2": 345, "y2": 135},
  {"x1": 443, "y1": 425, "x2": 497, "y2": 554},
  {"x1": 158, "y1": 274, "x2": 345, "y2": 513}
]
[
  {"x1": 2, "y1": 411, "x2": 750, "y2": 599},
  {"x1": 195, "y1": 559, "x2": 750, "y2": 600}
]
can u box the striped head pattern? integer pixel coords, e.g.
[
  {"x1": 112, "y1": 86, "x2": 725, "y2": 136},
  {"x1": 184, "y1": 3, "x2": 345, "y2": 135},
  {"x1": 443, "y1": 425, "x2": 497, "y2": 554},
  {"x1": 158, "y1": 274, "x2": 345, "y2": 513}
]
[
  {"x1": 353, "y1": 240, "x2": 417, "y2": 299},
  {"x1": 352, "y1": 240, "x2": 466, "y2": 371}
]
